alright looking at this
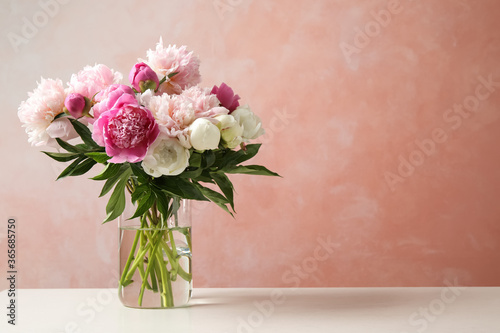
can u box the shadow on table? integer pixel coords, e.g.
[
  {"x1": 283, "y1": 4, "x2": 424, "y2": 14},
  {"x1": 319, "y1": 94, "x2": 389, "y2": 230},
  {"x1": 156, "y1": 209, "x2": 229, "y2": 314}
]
[{"x1": 189, "y1": 287, "x2": 440, "y2": 312}]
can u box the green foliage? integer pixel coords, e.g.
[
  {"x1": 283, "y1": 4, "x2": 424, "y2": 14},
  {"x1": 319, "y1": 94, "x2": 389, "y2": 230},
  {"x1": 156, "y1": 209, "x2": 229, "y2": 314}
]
[
  {"x1": 46, "y1": 118, "x2": 280, "y2": 224},
  {"x1": 103, "y1": 168, "x2": 132, "y2": 223}
]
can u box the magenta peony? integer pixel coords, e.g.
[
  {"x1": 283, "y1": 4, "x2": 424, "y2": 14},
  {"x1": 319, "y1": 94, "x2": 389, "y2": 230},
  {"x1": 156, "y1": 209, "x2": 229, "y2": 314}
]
[
  {"x1": 92, "y1": 103, "x2": 159, "y2": 163},
  {"x1": 211, "y1": 83, "x2": 240, "y2": 113},
  {"x1": 91, "y1": 84, "x2": 136, "y2": 121}
]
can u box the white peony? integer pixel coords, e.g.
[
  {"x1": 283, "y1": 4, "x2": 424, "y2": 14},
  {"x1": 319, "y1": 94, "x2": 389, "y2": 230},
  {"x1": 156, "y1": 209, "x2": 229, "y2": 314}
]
[
  {"x1": 141, "y1": 134, "x2": 190, "y2": 177},
  {"x1": 215, "y1": 114, "x2": 243, "y2": 149},
  {"x1": 189, "y1": 118, "x2": 221, "y2": 151},
  {"x1": 231, "y1": 105, "x2": 265, "y2": 141},
  {"x1": 45, "y1": 118, "x2": 79, "y2": 146}
]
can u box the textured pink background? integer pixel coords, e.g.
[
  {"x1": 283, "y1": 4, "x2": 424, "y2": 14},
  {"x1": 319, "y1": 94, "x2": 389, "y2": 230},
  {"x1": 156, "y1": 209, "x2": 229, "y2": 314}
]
[{"x1": 1, "y1": 0, "x2": 500, "y2": 291}]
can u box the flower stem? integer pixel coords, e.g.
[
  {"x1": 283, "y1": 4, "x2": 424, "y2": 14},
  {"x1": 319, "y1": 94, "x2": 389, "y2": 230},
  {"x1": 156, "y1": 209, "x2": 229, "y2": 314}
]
[
  {"x1": 138, "y1": 230, "x2": 161, "y2": 306},
  {"x1": 119, "y1": 227, "x2": 141, "y2": 288}
]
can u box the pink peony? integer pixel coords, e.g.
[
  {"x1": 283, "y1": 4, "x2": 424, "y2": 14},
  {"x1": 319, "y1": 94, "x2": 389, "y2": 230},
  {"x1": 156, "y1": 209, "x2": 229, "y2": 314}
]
[
  {"x1": 129, "y1": 62, "x2": 159, "y2": 92},
  {"x1": 67, "y1": 64, "x2": 122, "y2": 99},
  {"x1": 139, "y1": 90, "x2": 194, "y2": 147},
  {"x1": 92, "y1": 102, "x2": 159, "y2": 163},
  {"x1": 18, "y1": 78, "x2": 68, "y2": 146},
  {"x1": 91, "y1": 84, "x2": 136, "y2": 121},
  {"x1": 211, "y1": 83, "x2": 240, "y2": 113},
  {"x1": 140, "y1": 87, "x2": 228, "y2": 148},
  {"x1": 181, "y1": 86, "x2": 229, "y2": 119},
  {"x1": 145, "y1": 38, "x2": 201, "y2": 94}
]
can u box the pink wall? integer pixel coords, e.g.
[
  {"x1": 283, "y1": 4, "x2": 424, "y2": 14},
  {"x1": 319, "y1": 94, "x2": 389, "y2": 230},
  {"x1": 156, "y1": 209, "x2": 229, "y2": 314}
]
[{"x1": 1, "y1": 0, "x2": 500, "y2": 290}]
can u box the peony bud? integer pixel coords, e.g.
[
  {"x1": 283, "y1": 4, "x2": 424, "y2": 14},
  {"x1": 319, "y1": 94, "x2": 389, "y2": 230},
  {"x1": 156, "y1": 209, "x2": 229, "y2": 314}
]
[
  {"x1": 64, "y1": 93, "x2": 90, "y2": 118},
  {"x1": 215, "y1": 114, "x2": 243, "y2": 149},
  {"x1": 129, "y1": 62, "x2": 159, "y2": 93},
  {"x1": 189, "y1": 118, "x2": 220, "y2": 151},
  {"x1": 211, "y1": 82, "x2": 240, "y2": 113}
]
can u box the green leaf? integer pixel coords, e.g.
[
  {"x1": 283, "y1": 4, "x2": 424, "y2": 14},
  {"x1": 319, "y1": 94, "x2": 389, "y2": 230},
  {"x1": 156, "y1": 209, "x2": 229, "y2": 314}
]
[
  {"x1": 91, "y1": 163, "x2": 123, "y2": 181},
  {"x1": 102, "y1": 170, "x2": 132, "y2": 223},
  {"x1": 131, "y1": 184, "x2": 150, "y2": 203},
  {"x1": 189, "y1": 152, "x2": 202, "y2": 168},
  {"x1": 56, "y1": 156, "x2": 86, "y2": 180},
  {"x1": 210, "y1": 172, "x2": 235, "y2": 210},
  {"x1": 69, "y1": 118, "x2": 99, "y2": 148},
  {"x1": 153, "y1": 177, "x2": 208, "y2": 201},
  {"x1": 55, "y1": 157, "x2": 96, "y2": 180},
  {"x1": 179, "y1": 167, "x2": 203, "y2": 179},
  {"x1": 99, "y1": 166, "x2": 131, "y2": 197},
  {"x1": 129, "y1": 190, "x2": 156, "y2": 220},
  {"x1": 167, "y1": 71, "x2": 179, "y2": 79},
  {"x1": 225, "y1": 165, "x2": 281, "y2": 177},
  {"x1": 196, "y1": 184, "x2": 233, "y2": 216},
  {"x1": 203, "y1": 150, "x2": 216, "y2": 168},
  {"x1": 53, "y1": 112, "x2": 68, "y2": 120},
  {"x1": 69, "y1": 158, "x2": 97, "y2": 177},
  {"x1": 220, "y1": 144, "x2": 262, "y2": 167},
  {"x1": 42, "y1": 151, "x2": 80, "y2": 162},
  {"x1": 130, "y1": 163, "x2": 150, "y2": 184},
  {"x1": 56, "y1": 138, "x2": 81, "y2": 153},
  {"x1": 77, "y1": 143, "x2": 105, "y2": 152},
  {"x1": 193, "y1": 169, "x2": 215, "y2": 183},
  {"x1": 151, "y1": 187, "x2": 172, "y2": 221},
  {"x1": 85, "y1": 152, "x2": 111, "y2": 164}
]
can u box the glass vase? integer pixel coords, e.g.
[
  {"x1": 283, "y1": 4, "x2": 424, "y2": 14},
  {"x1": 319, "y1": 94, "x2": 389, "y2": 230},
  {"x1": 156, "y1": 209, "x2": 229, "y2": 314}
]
[{"x1": 118, "y1": 198, "x2": 192, "y2": 308}]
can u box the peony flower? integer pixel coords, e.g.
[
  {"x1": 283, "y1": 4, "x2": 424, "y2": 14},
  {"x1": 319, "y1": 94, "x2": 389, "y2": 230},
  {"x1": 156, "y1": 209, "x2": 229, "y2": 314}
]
[
  {"x1": 211, "y1": 83, "x2": 240, "y2": 113},
  {"x1": 140, "y1": 87, "x2": 228, "y2": 148},
  {"x1": 129, "y1": 62, "x2": 159, "y2": 93},
  {"x1": 145, "y1": 38, "x2": 201, "y2": 94},
  {"x1": 215, "y1": 114, "x2": 243, "y2": 149},
  {"x1": 140, "y1": 90, "x2": 195, "y2": 148},
  {"x1": 18, "y1": 78, "x2": 68, "y2": 146},
  {"x1": 45, "y1": 117, "x2": 78, "y2": 143},
  {"x1": 67, "y1": 64, "x2": 122, "y2": 99},
  {"x1": 142, "y1": 134, "x2": 190, "y2": 177},
  {"x1": 64, "y1": 93, "x2": 89, "y2": 118},
  {"x1": 91, "y1": 84, "x2": 136, "y2": 121},
  {"x1": 189, "y1": 118, "x2": 220, "y2": 151},
  {"x1": 181, "y1": 86, "x2": 228, "y2": 119},
  {"x1": 92, "y1": 102, "x2": 159, "y2": 163},
  {"x1": 231, "y1": 105, "x2": 265, "y2": 141}
]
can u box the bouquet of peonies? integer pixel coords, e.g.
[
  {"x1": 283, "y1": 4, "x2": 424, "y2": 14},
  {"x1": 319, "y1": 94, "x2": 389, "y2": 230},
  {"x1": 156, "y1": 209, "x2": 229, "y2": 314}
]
[{"x1": 18, "y1": 38, "x2": 278, "y2": 308}]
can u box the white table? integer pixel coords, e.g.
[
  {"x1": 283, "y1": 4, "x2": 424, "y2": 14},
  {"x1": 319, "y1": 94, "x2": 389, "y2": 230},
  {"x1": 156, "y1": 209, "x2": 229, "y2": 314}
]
[{"x1": 1, "y1": 287, "x2": 499, "y2": 332}]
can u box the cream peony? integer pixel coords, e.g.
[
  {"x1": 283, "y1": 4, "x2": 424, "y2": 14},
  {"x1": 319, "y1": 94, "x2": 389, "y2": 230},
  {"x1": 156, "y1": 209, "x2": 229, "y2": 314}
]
[
  {"x1": 189, "y1": 118, "x2": 220, "y2": 151},
  {"x1": 215, "y1": 114, "x2": 243, "y2": 149},
  {"x1": 142, "y1": 134, "x2": 190, "y2": 177},
  {"x1": 231, "y1": 105, "x2": 265, "y2": 141},
  {"x1": 18, "y1": 78, "x2": 67, "y2": 146}
]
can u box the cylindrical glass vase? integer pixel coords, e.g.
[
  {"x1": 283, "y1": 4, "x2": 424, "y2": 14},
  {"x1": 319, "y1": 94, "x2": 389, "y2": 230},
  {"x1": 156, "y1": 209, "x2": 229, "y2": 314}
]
[{"x1": 118, "y1": 198, "x2": 192, "y2": 308}]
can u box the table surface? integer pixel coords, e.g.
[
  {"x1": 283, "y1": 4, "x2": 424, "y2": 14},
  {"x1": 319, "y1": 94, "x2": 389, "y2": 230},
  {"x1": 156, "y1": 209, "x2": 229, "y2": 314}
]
[{"x1": 1, "y1": 287, "x2": 499, "y2": 333}]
